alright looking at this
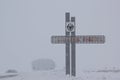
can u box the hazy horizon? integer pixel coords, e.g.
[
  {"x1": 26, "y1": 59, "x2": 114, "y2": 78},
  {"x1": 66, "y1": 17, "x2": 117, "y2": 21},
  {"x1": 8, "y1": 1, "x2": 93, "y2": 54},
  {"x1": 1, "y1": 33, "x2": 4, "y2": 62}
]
[{"x1": 0, "y1": 0, "x2": 120, "y2": 76}]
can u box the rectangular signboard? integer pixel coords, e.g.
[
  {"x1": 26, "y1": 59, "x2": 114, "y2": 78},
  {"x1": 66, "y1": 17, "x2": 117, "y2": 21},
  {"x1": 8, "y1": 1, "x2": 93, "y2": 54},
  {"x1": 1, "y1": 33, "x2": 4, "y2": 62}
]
[{"x1": 51, "y1": 35, "x2": 105, "y2": 44}]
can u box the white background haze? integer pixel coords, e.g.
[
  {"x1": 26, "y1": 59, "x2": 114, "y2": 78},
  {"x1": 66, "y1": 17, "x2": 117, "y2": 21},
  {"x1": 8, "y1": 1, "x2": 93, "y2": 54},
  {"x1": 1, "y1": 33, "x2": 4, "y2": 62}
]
[{"x1": 0, "y1": 0, "x2": 120, "y2": 77}]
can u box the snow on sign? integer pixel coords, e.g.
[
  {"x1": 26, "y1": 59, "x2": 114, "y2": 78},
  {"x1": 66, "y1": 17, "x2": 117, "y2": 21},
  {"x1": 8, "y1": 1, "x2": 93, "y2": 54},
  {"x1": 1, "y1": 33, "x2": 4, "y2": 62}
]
[{"x1": 51, "y1": 35, "x2": 105, "y2": 44}]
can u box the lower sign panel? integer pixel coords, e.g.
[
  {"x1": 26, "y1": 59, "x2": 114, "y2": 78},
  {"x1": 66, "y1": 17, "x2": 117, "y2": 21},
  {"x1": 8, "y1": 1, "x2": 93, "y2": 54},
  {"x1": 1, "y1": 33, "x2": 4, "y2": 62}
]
[{"x1": 51, "y1": 35, "x2": 105, "y2": 44}]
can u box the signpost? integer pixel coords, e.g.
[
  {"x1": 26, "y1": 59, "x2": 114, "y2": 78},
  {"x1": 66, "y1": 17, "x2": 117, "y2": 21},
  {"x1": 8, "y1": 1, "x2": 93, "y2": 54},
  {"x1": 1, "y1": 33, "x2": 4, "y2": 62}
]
[{"x1": 51, "y1": 12, "x2": 105, "y2": 77}]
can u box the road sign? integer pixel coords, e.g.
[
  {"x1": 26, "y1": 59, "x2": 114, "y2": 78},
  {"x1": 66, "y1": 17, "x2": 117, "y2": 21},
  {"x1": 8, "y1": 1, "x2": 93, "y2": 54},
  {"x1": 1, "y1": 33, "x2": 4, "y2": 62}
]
[
  {"x1": 51, "y1": 35, "x2": 105, "y2": 44},
  {"x1": 66, "y1": 22, "x2": 75, "y2": 32},
  {"x1": 51, "y1": 12, "x2": 105, "y2": 77}
]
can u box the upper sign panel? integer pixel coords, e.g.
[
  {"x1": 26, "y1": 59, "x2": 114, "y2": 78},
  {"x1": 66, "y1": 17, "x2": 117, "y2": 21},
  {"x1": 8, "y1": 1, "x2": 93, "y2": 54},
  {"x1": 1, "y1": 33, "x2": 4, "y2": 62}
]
[{"x1": 66, "y1": 22, "x2": 75, "y2": 32}]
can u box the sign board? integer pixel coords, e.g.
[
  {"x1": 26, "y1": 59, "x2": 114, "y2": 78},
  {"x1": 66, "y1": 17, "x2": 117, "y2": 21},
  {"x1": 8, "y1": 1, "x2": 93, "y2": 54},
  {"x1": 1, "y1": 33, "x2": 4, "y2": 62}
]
[
  {"x1": 51, "y1": 35, "x2": 105, "y2": 44},
  {"x1": 66, "y1": 22, "x2": 75, "y2": 32},
  {"x1": 51, "y1": 12, "x2": 105, "y2": 77}
]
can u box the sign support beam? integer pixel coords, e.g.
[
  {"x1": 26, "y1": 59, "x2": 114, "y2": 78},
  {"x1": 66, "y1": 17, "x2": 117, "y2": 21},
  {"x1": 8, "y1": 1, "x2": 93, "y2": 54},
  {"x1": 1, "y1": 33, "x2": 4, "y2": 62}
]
[
  {"x1": 71, "y1": 17, "x2": 76, "y2": 76},
  {"x1": 65, "y1": 12, "x2": 70, "y2": 75}
]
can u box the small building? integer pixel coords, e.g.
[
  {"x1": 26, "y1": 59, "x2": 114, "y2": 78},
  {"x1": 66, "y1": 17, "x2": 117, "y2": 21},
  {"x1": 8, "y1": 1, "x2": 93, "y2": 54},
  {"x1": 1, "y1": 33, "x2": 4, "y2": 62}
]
[{"x1": 32, "y1": 59, "x2": 55, "y2": 71}]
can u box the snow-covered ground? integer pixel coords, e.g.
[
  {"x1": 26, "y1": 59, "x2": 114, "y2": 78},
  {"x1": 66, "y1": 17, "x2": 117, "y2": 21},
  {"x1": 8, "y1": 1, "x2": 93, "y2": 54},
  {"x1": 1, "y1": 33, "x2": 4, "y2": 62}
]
[
  {"x1": 0, "y1": 69, "x2": 120, "y2": 80},
  {"x1": 79, "y1": 71, "x2": 120, "y2": 80}
]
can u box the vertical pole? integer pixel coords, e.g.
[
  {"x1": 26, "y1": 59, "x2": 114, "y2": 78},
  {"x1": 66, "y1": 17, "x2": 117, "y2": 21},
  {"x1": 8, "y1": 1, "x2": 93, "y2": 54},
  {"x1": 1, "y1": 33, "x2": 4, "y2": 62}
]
[
  {"x1": 71, "y1": 17, "x2": 76, "y2": 76},
  {"x1": 65, "y1": 12, "x2": 70, "y2": 75}
]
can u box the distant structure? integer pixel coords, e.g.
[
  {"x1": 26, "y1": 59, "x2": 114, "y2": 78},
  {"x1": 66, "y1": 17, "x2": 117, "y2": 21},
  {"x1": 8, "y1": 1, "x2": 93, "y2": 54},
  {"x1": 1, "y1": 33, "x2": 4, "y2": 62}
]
[
  {"x1": 51, "y1": 12, "x2": 105, "y2": 77},
  {"x1": 6, "y1": 69, "x2": 18, "y2": 73},
  {"x1": 32, "y1": 59, "x2": 55, "y2": 71}
]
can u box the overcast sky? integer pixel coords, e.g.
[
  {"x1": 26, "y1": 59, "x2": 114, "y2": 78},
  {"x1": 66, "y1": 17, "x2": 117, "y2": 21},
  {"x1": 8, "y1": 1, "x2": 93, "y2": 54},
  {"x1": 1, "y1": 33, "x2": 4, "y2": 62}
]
[{"x1": 0, "y1": 0, "x2": 120, "y2": 76}]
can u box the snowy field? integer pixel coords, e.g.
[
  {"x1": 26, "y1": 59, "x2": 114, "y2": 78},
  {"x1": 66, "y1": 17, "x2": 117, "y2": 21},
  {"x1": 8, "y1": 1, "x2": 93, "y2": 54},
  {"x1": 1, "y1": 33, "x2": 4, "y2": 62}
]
[{"x1": 0, "y1": 69, "x2": 120, "y2": 80}]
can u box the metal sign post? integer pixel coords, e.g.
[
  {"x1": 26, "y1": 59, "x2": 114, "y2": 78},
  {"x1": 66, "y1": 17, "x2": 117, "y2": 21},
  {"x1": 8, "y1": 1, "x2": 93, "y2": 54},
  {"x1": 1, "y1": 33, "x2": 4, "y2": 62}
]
[{"x1": 51, "y1": 12, "x2": 105, "y2": 77}]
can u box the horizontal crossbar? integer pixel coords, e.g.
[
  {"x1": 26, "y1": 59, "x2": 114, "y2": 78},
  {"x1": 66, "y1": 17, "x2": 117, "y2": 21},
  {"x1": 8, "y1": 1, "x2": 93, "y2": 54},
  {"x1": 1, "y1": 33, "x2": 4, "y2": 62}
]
[{"x1": 51, "y1": 35, "x2": 105, "y2": 44}]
